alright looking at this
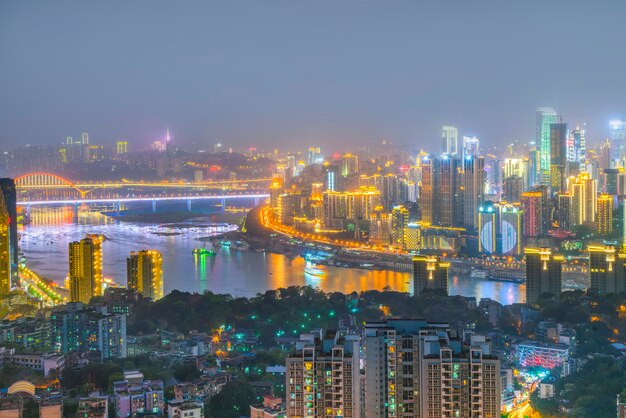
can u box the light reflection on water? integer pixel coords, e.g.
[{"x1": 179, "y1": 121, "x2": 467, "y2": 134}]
[{"x1": 19, "y1": 205, "x2": 525, "y2": 304}]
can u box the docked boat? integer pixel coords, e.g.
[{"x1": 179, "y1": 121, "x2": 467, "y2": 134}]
[
  {"x1": 469, "y1": 267, "x2": 490, "y2": 279},
  {"x1": 193, "y1": 244, "x2": 216, "y2": 257}
]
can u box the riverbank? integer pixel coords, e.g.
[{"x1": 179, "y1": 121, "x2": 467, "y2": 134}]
[{"x1": 243, "y1": 205, "x2": 413, "y2": 271}]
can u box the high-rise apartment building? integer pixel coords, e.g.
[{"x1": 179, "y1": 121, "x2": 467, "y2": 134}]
[
  {"x1": 420, "y1": 157, "x2": 434, "y2": 224},
  {"x1": 50, "y1": 303, "x2": 126, "y2": 360},
  {"x1": 588, "y1": 245, "x2": 626, "y2": 294},
  {"x1": 390, "y1": 206, "x2": 409, "y2": 249},
  {"x1": 597, "y1": 194, "x2": 614, "y2": 236},
  {"x1": 525, "y1": 248, "x2": 563, "y2": 304},
  {"x1": 570, "y1": 172, "x2": 597, "y2": 225},
  {"x1": 286, "y1": 330, "x2": 360, "y2": 418},
  {"x1": 478, "y1": 203, "x2": 497, "y2": 254},
  {"x1": 433, "y1": 157, "x2": 463, "y2": 227},
  {"x1": 567, "y1": 125, "x2": 586, "y2": 163},
  {"x1": 127, "y1": 250, "x2": 163, "y2": 301},
  {"x1": 0, "y1": 192, "x2": 10, "y2": 295},
  {"x1": 503, "y1": 175, "x2": 523, "y2": 203},
  {"x1": 0, "y1": 179, "x2": 17, "y2": 288},
  {"x1": 520, "y1": 191, "x2": 543, "y2": 237},
  {"x1": 322, "y1": 188, "x2": 380, "y2": 230},
  {"x1": 536, "y1": 107, "x2": 557, "y2": 183},
  {"x1": 478, "y1": 203, "x2": 523, "y2": 256},
  {"x1": 549, "y1": 122, "x2": 568, "y2": 193},
  {"x1": 442, "y1": 126, "x2": 458, "y2": 156},
  {"x1": 609, "y1": 120, "x2": 625, "y2": 161},
  {"x1": 69, "y1": 235, "x2": 103, "y2": 304},
  {"x1": 413, "y1": 255, "x2": 449, "y2": 295},
  {"x1": 499, "y1": 204, "x2": 523, "y2": 256},
  {"x1": 421, "y1": 333, "x2": 500, "y2": 417},
  {"x1": 462, "y1": 135, "x2": 480, "y2": 161},
  {"x1": 116, "y1": 141, "x2": 128, "y2": 155},
  {"x1": 364, "y1": 319, "x2": 500, "y2": 418},
  {"x1": 341, "y1": 154, "x2": 359, "y2": 177},
  {"x1": 375, "y1": 174, "x2": 403, "y2": 212},
  {"x1": 557, "y1": 193, "x2": 573, "y2": 230},
  {"x1": 463, "y1": 156, "x2": 484, "y2": 229}
]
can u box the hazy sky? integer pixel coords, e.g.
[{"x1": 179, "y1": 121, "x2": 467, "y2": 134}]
[{"x1": 1, "y1": 0, "x2": 625, "y2": 152}]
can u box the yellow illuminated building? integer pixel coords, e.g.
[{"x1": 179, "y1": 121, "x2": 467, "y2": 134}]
[
  {"x1": 69, "y1": 234, "x2": 103, "y2": 304},
  {"x1": 597, "y1": 194, "x2": 613, "y2": 236},
  {"x1": 116, "y1": 141, "x2": 128, "y2": 155},
  {"x1": 569, "y1": 172, "x2": 597, "y2": 225},
  {"x1": 126, "y1": 250, "x2": 163, "y2": 300},
  {"x1": 413, "y1": 255, "x2": 449, "y2": 295},
  {"x1": 0, "y1": 192, "x2": 10, "y2": 295}
]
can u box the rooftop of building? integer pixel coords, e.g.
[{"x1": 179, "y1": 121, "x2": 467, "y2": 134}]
[{"x1": 0, "y1": 396, "x2": 22, "y2": 410}]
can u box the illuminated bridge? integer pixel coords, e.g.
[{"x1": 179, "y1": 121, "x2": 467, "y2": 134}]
[{"x1": 15, "y1": 172, "x2": 271, "y2": 206}]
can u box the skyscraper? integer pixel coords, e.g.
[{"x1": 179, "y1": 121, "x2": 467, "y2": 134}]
[
  {"x1": 341, "y1": 154, "x2": 359, "y2": 177},
  {"x1": 536, "y1": 107, "x2": 557, "y2": 184},
  {"x1": 503, "y1": 175, "x2": 523, "y2": 203},
  {"x1": 570, "y1": 172, "x2": 597, "y2": 225},
  {"x1": 597, "y1": 194, "x2": 613, "y2": 236},
  {"x1": 567, "y1": 125, "x2": 586, "y2": 163},
  {"x1": 520, "y1": 191, "x2": 544, "y2": 237},
  {"x1": 116, "y1": 141, "x2": 128, "y2": 155},
  {"x1": 286, "y1": 330, "x2": 360, "y2": 418},
  {"x1": 442, "y1": 126, "x2": 458, "y2": 156},
  {"x1": 609, "y1": 120, "x2": 625, "y2": 161},
  {"x1": 0, "y1": 192, "x2": 10, "y2": 296},
  {"x1": 438, "y1": 156, "x2": 463, "y2": 227},
  {"x1": 419, "y1": 157, "x2": 434, "y2": 224},
  {"x1": 549, "y1": 122, "x2": 568, "y2": 193},
  {"x1": 413, "y1": 255, "x2": 449, "y2": 295},
  {"x1": 525, "y1": 248, "x2": 563, "y2": 304},
  {"x1": 557, "y1": 193, "x2": 573, "y2": 230},
  {"x1": 390, "y1": 205, "x2": 409, "y2": 249},
  {"x1": 588, "y1": 245, "x2": 626, "y2": 294},
  {"x1": 499, "y1": 204, "x2": 523, "y2": 256},
  {"x1": 0, "y1": 179, "x2": 17, "y2": 288},
  {"x1": 478, "y1": 203, "x2": 497, "y2": 254},
  {"x1": 69, "y1": 235, "x2": 103, "y2": 304},
  {"x1": 364, "y1": 319, "x2": 500, "y2": 418},
  {"x1": 463, "y1": 155, "x2": 484, "y2": 229},
  {"x1": 462, "y1": 135, "x2": 480, "y2": 160},
  {"x1": 126, "y1": 250, "x2": 163, "y2": 301}
]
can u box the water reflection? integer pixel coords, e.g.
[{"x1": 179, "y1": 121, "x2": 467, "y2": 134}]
[{"x1": 19, "y1": 205, "x2": 525, "y2": 304}]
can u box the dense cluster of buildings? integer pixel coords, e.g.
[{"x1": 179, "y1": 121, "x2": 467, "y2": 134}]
[
  {"x1": 269, "y1": 113, "x2": 626, "y2": 262},
  {"x1": 284, "y1": 320, "x2": 501, "y2": 418}
]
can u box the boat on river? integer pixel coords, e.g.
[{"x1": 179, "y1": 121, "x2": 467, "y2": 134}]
[
  {"x1": 304, "y1": 261, "x2": 326, "y2": 277},
  {"x1": 193, "y1": 244, "x2": 216, "y2": 257}
]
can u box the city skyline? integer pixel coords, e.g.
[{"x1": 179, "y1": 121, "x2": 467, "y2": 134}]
[{"x1": 2, "y1": 1, "x2": 626, "y2": 150}]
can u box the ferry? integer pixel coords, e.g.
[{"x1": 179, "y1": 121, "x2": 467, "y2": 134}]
[
  {"x1": 193, "y1": 244, "x2": 216, "y2": 257},
  {"x1": 469, "y1": 268, "x2": 490, "y2": 279},
  {"x1": 304, "y1": 261, "x2": 326, "y2": 277}
]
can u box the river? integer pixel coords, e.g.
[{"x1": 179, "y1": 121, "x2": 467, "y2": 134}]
[{"x1": 19, "y1": 204, "x2": 525, "y2": 305}]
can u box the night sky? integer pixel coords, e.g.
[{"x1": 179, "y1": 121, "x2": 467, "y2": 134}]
[{"x1": 1, "y1": 0, "x2": 625, "y2": 152}]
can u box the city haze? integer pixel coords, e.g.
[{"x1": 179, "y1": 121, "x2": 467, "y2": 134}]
[{"x1": 1, "y1": 0, "x2": 625, "y2": 151}]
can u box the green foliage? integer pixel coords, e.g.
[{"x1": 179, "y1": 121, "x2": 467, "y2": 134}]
[
  {"x1": 529, "y1": 392, "x2": 560, "y2": 417},
  {"x1": 61, "y1": 362, "x2": 123, "y2": 394},
  {"x1": 206, "y1": 380, "x2": 257, "y2": 418},
  {"x1": 127, "y1": 286, "x2": 486, "y2": 348},
  {"x1": 0, "y1": 363, "x2": 45, "y2": 388},
  {"x1": 173, "y1": 363, "x2": 201, "y2": 382}
]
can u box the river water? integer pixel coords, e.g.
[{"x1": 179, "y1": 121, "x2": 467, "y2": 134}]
[{"x1": 19, "y1": 204, "x2": 525, "y2": 305}]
